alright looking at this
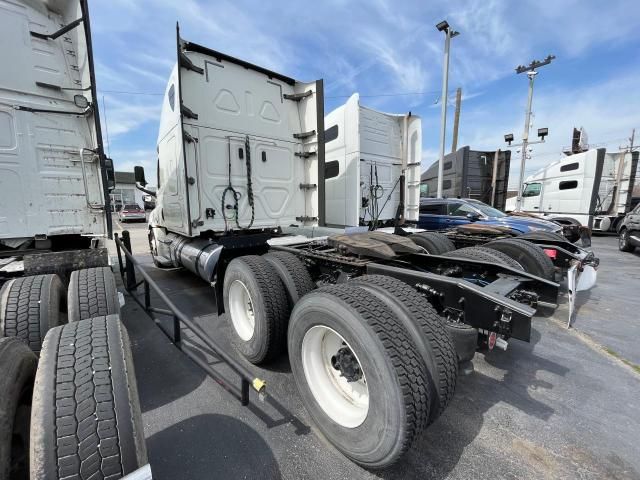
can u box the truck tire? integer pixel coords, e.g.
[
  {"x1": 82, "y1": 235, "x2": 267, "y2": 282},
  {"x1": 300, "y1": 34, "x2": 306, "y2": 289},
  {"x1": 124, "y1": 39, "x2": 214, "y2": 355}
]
[
  {"x1": 442, "y1": 320, "x2": 478, "y2": 364},
  {"x1": 30, "y1": 315, "x2": 147, "y2": 480},
  {"x1": 0, "y1": 337, "x2": 37, "y2": 480},
  {"x1": 288, "y1": 285, "x2": 429, "y2": 468},
  {"x1": 0, "y1": 274, "x2": 65, "y2": 352},
  {"x1": 67, "y1": 267, "x2": 120, "y2": 323},
  {"x1": 264, "y1": 251, "x2": 315, "y2": 307},
  {"x1": 410, "y1": 232, "x2": 455, "y2": 254},
  {"x1": 484, "y1": 238, "x2": 555, "y2": 280},
  {"x1": 349, "y1": 275, "x2": 457, "y2": 424},
  {"x1": 443, "y1": 246, "x2": 524, "y2": 270},
  {"x1": 619, "y1": 228, "x2": 635, "y2": 252},
  {"x1": 223, "y1": 256, "x2": 289, "y2": 364}
]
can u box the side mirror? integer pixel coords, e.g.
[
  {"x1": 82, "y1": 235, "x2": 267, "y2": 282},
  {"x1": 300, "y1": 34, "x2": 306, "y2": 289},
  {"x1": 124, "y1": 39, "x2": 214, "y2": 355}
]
[
  {"x1": 74, "y1": 94, "x2": 89, "y2": 109},
  {"x1": 466, "y1": 212, "x2": 480, "y2": 221},
  {"x1": 104, "y1": 157, "x2": 116, "y2": 191},
  {"x1": 134, "y1": 166, "x2": 147, "y2": 186}
]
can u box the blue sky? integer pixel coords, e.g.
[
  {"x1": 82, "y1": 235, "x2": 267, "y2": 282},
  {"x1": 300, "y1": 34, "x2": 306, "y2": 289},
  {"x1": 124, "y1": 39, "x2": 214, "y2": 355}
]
[{"x1": 89, "y1": 0, "x2": 640, "y2": 188}]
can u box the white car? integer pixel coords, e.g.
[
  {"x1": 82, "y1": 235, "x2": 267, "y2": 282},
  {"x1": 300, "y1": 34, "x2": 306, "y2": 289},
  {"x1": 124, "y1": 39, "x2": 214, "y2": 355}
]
[{"x1": 118, "y1": 204, "x2": 146, "y2": 222}]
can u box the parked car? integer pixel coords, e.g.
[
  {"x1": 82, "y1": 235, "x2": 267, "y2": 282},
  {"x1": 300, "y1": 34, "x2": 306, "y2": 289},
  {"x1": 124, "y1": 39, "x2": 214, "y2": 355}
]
[
  {"x1": 418, "y1": 198, "x2": 563, "y2": 235},
  {"x1": 617, "y1": 203, "x2": 640, "y2": 252},
  {"x1": 118, "y1": 204, "x2": 146, "y2": 222}
]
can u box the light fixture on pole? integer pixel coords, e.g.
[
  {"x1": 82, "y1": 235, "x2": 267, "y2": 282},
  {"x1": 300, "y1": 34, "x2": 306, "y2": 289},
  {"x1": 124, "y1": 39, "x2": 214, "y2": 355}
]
[
  {"x1": 435, "y1": 20, "x2": 459, "y2": 198},
  {"x1": 505, "y1": 54, "x2": 555, "y2": 211}
]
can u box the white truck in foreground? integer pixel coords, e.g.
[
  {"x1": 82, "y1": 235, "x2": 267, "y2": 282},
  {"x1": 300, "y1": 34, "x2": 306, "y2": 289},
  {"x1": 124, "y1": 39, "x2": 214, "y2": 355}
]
[
  {"x1": 0, "y1": 2, "x2": 149, "y2": 479},
  {"x1": 132, "y1": 25, "x2": 571, "y2": 469}
]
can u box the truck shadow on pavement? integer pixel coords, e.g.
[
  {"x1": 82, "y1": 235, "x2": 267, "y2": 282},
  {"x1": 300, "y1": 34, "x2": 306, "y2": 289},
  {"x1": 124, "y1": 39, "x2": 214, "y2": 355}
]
[
  {"x1": 377, "y1": 328, "x2": 569, "y2": 479},
  {"x1": 147, "y1": 414, "x2": 282, "y2": 480}
]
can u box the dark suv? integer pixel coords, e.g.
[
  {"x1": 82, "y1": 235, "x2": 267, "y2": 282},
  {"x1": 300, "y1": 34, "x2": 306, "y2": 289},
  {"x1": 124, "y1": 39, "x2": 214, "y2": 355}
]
[
  {"x1": 617, "y1": 204, "x2": 640, "y2": 252},
  {"x1": 418, "y1": 198, "x2": 563, "y2": 234}
]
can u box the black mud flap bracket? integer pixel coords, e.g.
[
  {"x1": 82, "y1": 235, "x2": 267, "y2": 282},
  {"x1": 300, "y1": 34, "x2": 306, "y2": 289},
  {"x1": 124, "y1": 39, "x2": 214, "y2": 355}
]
[{"x1": 366, "y1": 263, "x2": 536, "y2": 342}]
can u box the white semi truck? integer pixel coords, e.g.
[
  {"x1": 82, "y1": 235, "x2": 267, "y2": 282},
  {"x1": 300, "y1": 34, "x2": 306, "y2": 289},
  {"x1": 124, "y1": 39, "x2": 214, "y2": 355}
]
[
  {"x1": 506, "y1": 147, "x2": 638, "y2": 233},
  {"x1": 323, "y1": 93, "x2": 421, "y2": 228},
  {"x1": 0, "y1": 2, "x2": 149, "y2": 479},
  {"x1": 133, "y1": 26, "x2": 570, "y2": 469}
]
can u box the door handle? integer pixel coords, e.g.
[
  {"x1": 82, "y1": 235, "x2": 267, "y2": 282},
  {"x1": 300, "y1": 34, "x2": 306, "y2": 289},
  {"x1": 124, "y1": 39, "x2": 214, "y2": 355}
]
[{"x1": 533, "y1": 206, "x2": 538, "y2": 209}]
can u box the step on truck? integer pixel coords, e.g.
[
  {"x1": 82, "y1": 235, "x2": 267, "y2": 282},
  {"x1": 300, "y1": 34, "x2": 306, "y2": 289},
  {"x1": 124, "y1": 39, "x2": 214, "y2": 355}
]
[
  {"x1": 0, "y1": 1, "x2": 150, "y2": 479},
  {"x1": 134, "y1": 26, "x2": 564, "y2": 469}
]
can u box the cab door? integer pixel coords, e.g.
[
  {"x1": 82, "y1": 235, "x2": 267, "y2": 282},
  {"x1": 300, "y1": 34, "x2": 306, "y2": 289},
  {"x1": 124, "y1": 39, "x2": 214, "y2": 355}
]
[{"x1": 520, "y1": 182, "x2": 543, "y2": 212}]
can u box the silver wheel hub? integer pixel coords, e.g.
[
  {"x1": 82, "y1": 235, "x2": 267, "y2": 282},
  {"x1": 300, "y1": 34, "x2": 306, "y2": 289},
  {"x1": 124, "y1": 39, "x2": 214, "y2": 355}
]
[
  {"x1": 228, "y1": 280, "x2": 255, "y2": 341},
  {"x1": 301, "y1": 326, "x2": 369, "y2": 428}
]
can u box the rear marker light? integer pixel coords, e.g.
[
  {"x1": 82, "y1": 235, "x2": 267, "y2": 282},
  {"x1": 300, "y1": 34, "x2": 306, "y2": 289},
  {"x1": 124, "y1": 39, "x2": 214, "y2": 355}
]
[
  {"x1": 543, "y1": 248, "x2": 557, "y2": 259},
  {"x1": 488, "y1": 332, "x2": 497, "y2": 350}
]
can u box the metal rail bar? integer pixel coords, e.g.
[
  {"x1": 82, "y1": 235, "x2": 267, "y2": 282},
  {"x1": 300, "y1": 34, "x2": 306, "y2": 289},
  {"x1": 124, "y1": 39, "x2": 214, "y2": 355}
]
[{"x1": 113, "y1": 231, "x2": 266, "y2": 405}]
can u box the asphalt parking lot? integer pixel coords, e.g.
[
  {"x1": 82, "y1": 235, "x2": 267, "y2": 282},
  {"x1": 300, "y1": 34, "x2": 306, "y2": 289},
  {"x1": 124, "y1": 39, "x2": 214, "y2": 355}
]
[{"x1": 110, "y1": 227, "x2": 640, "y2": 480}]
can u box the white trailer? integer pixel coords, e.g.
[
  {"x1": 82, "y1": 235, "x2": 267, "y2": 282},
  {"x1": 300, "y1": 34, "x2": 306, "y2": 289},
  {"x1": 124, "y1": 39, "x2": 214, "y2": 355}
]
[
  {"x1": 323, "y1": 93, "x2": 421, "y2": 228},
  {"x1": 506, "y1": 148, "x2": 638, "y2": 232},
  {"x1": 0, "y1": 2, "x2": 149, "y2": 479}
]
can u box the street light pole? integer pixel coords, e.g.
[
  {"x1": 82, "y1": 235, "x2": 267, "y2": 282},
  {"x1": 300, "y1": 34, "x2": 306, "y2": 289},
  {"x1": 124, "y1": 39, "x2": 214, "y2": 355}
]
[
  {"x1": 515, "y1": 71, "x2": 536, "y2": 211},
  {"x1": 510, "y1": 54, "x2": 555, "y2": 211},
  {"x1": 435, "y1": 21, "x2": 459, "y2": 198}
]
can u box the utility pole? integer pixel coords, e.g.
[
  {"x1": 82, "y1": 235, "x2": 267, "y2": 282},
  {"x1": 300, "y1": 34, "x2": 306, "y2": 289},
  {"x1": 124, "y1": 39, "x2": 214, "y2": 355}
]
[
  {"x1": 507, "y1": 55, "x2": 555, "y2": 211},
  {"x1": 451, "y1": 87, "x2": 462, "y2": 153},
  {"x1": 435, "y1": 21, "x2": 459, "y2": 198}
]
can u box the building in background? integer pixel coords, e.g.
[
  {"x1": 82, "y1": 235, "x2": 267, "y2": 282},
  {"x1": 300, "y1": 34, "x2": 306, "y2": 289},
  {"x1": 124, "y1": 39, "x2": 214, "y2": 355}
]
[{"x1": 110, "y1": 172, "x2": 146, "y2": 211}]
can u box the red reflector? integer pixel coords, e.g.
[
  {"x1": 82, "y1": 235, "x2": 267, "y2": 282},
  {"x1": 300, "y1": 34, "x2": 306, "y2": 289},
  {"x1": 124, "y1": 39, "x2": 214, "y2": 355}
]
[
  {"x1": 543, "y1": 248, "x2": 557, "y2": 259},
  {"x1": 488, "y1": 332, "x2": 497, "y2": 350}
]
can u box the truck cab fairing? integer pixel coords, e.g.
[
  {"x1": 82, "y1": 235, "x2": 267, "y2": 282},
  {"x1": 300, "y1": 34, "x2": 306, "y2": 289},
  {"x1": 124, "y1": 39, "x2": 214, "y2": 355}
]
[
  {"x1": 323, "y1": 94, "x2": 421, "y2": 228},
  {"x1": 0, "y1": 0, "x2": 112, "y2": 245},
  {"x1": 152, "y1": 26, "x2": 324, "y2": 238}
]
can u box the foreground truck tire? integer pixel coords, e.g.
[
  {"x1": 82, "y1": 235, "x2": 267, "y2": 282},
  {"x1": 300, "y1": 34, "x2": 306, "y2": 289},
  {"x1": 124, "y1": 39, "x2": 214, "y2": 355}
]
[
  {"x1": 484, "y1": 238, "x2": 555, "y2": 280},
  {"x1": 288, "y1": 285, "x2": 429, "y2": 468},
  {"x1": 223, "y1": 256, "x2": 289, "y2": 364},
  {"x1": 30, "y1": 315, "x2": 147, "y2": 480},
  {"x1": 349, "y1": 275, "x2": 457, "y2": 424},
  {"x1": 443, "y1": 246, "x2": 524, "y2": 270},
  {"x1": 0, "y1": 274, "x2": 65, "y2": 352},
  {"x1": 410, "y1": 232, "x2": 455, "y2": 255},
  {"x1": 67, "y1": 267, "x2": 120, "y2": 323},
  {"x1": 0, "y1": 337, "x2": 37, "y2": 480},
  {"x1": 264, "y1": 251, "x2": 316, "y2": 306}
]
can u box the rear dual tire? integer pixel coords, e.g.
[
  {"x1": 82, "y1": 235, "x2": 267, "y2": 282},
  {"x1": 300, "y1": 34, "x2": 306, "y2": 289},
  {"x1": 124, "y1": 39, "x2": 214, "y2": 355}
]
[
  {"x1": 223, "y1": 256, "x2": 289, "y2": 364},
  {"x1": 0, "y1": 274, "x2": 65, "y2": 352},
  {"x1": 410, "y1": 232, "x2": 456, "y2": 255},
  {"x1": 288, "y1": 285, "x2": 430, "y2": 468},
  {"x1": 484, "y1": 238, "x2": 555, "y2": 280},
  {"x1": 67, "y1": 267, "x2": 120, "y2": 323}
]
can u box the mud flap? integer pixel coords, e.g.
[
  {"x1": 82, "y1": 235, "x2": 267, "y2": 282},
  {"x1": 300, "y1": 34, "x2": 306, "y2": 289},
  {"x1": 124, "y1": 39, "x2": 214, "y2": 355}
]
[
  {"x1": 576, "y1": 265, "x2": 597, "y2": 292},
  {"x1": 567, "y1": 264, "x2": 577, "y2": 327}
]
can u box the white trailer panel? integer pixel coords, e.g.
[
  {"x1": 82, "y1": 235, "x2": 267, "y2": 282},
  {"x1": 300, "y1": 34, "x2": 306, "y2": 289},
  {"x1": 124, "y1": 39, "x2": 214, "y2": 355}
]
[
  {"x1": 0, "y1": 0, "x2": 109, "y2": 242},
  {"x1": 324, "y1": 94, "x2": 421, "y2": 228}
]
